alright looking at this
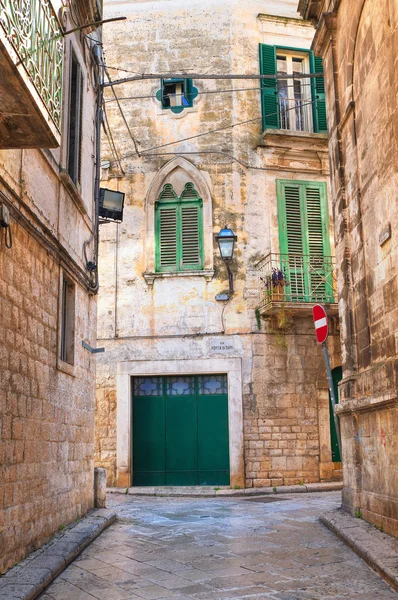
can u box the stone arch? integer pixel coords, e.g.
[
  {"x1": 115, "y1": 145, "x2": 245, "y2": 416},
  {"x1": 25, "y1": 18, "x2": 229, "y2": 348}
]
[
  {"x1": 144, "y1": 157, "x2": 214, "y2": 274},
  {"x1": 343, "y1": 0, "x2": 391, "y2": 102},
  {"x1": 343, "y1": 0, "x2": 368, "y2": 101}
]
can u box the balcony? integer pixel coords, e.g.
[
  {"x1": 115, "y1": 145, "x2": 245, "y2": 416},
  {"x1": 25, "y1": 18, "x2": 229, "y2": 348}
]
[
  {"x1": 0, "y1": 0, "x2": 63, "y2": 148},
  {"x1": 255, "y1": 253, "x2": 338, "y2": 316}
]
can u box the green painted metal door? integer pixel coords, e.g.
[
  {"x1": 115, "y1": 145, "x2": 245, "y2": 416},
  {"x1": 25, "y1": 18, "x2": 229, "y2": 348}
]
[
  {"x1": 133, "y1": 375, "x2": 230, "y2": 486},
  {"x1": 330, "y1": 366, "x2": 342, "y2": 463}
]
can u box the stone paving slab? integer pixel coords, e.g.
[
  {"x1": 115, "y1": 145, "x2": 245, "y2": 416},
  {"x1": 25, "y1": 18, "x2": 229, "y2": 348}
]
[
  {"x1": 0, "y1": 508, "x2": 116, "y2": 600},
  {"x1": 108, "y1": 481, "x2": 343, "y2": 498},
  {"x1": 39, "y1": 492, "x2": 397, "y2": 599},
  {"x1": 321, "y1": 507, "x2": 398, "y2": 592}
]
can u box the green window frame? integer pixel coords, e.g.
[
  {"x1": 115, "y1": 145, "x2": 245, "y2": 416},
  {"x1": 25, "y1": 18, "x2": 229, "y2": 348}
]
[
  {"x1": 156, "y1": 78, "x2": 198, "y2": 114},
  {"x1": 276, "y1": 179, "x2": 334, "y2": 302},
  {"x1": 155, "y1": 182, "x2": 204, "y2": 272},
  {"x1": 259, "y1": 44, "x2": 327, "y2": 133}
]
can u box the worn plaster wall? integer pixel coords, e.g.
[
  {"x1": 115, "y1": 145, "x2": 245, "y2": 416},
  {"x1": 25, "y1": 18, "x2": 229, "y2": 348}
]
[
  {"x1": 96, "y1": 0, "x2": 341, "y2": 488},
  {"x1": 0, "y1": 8, "x2": 98, "y2": 573},
  {"x1": 303, "y1": 0, "x2": 398, "y2": 535}
]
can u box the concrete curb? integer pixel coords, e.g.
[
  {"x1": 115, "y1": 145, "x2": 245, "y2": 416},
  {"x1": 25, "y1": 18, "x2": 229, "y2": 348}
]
[
  {"x1": 320, "y1": 508, "x2": 398, "y2": 592},
  {"x1": 0, "y1": 508, "x2": 117, "y2": 600},
  {"x1": 108, "y1": 481, "x2": 343, "y2": 498}
]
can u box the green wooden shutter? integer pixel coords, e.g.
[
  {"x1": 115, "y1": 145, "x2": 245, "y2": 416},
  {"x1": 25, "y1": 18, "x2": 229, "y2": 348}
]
[
  {"x1": 277, "y1": 180, "x2": 331, "y2": 301},
  {"x1": 311, "y1": 55, "x2": 327, "y2": 133},
  {"x1": 179, "y1": 182, "x2": 203, "y2": 271},
  {"x1": 306, "y1": 186, "x2": 324, "y2": 257},
  {"x1": 181, "y1": 205, "x2": 202, "y2": 269},
  {"x1": 259, "y1": 44, "x2": 279, "y2": 131},
  {"x1": 277, "y1": 182, "x2": 305, "y2": 300},
  {"x1": 157, "y1": 205, "x2": 178, "y2": 271},
  {"x1": 305, "y1": 184, "x2": 332, "y2": 300}
]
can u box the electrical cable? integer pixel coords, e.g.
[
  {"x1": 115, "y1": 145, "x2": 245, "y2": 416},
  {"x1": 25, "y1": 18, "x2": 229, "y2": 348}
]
[
  {"x1": 108, "y1": 98, "x2": 318, "y2": 167},
  {"x1": 103, "y1": 71, "x2": 324, "y2": 88},
  {"x1": 105, "y1": 65, "x2": 197, "y2": 75},
  {"x1": 103, "y1": 82, "x2": 314, "y2": 103},
  {"x1": 102, "y1": 101, "x2": 125, "y2": 174},
  {"x1": 103, "y1": 60, "x2": 141, "y2": 157}
]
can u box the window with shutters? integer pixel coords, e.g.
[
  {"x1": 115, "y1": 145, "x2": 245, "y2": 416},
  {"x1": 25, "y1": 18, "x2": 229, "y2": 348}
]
[
  {"x1": 155, "y1": 182, "x2": 204, "y2": 272},
  {"x1": 156, "y1": 78, "x2": 199, "y2": 115},
  {"x1": 276, "y1": 180, "x2": 334, "y2": 303},
  {"x1": 259, "y1": 44, "x2": 327, "y2": 134}
]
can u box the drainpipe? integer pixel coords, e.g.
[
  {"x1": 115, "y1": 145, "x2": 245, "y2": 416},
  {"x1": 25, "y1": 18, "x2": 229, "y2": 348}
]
[{"x1": 85, "y1": 43, "x2": 104, "y2": 294}]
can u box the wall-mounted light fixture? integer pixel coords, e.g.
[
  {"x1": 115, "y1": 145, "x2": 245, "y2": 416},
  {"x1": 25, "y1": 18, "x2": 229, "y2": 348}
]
[
  {"x1": 216, "y1": 227, "x2": 237, "y2": 296},
  {"x1": 99, "y1": 188, "x2": 125, "y2": 223}
]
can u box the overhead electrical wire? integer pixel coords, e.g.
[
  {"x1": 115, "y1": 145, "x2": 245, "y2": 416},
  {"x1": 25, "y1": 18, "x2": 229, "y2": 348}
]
[
  {"x1": 104, "y1": 82, "x2": 314, "y2": 103},
  {"x1": 104, "y1": 64, "x2": 141, "y2": 157},
  {"x1": 107, "y1": 98, "x2": 318, "y2": 168},
  {"x1": 105, "y1": 65, "x2": 197, "y2": 75},
  {"x1": 102, "y1": 102, "x2": 125, "y2": 174},
  {"x1": 103, "y1": 71, "x2": 324, "y2": 88}
]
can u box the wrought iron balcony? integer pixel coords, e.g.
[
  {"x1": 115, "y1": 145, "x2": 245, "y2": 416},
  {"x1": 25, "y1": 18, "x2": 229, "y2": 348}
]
[
  {"x1": 0, "y1": 0, "x2": 63, "y2": 148},
  {"x1": 255, "y1": 253, "x2": 338, "y2": 315}
]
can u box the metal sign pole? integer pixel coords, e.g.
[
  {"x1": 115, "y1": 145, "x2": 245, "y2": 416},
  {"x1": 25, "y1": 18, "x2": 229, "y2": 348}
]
[{"x1": 321, "y1": 342, "x2": 342, "y2": 458}]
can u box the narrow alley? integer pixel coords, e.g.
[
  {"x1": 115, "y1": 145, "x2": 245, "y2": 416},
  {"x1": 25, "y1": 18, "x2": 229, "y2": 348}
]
[{"x1": 40, "y1": 492, "x2": 396, "y2": 600}]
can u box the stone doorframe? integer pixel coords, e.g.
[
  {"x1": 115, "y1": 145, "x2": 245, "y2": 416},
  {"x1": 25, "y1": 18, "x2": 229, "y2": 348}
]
[{"x1": 116, "y1": 358, "x2": 245, "y2": 488}]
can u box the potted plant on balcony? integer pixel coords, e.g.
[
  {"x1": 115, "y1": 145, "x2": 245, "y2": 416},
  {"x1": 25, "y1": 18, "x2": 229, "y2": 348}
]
[{"x1": 261, "y1": 267, "x2": 289, "y2": 301}]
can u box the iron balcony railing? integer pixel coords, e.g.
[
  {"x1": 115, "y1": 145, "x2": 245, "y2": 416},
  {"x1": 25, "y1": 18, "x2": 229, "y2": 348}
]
[
  {"x1": 0, "y1": 0, "x2": 64, "y2": 131},
  {"x1": 255, "y1": 253, "x2": 337, "y2": 310},
  {"x1": 279, "y1": 95, "x2": 314, "y2": 133}
]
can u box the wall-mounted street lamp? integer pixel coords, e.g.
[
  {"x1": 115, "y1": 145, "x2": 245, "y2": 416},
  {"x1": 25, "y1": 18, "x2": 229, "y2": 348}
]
[
  {"x1": 99, "y1": 188, "x2": 125, "y2": 223},
  {"x1": 216, "y1": 227, "x2": 237, "y2": 296}
]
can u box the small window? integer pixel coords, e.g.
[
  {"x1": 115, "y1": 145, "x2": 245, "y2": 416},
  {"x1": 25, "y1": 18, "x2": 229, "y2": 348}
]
[
  {"x1": 60, "y1": 275, "x2": 75, "y2": 365},
  {"x1": 156, "y1": 78, "x2": 198, "y2": 114},
  {"x1": 68, "y1": 53, "x2": 83, "y2": 184}
]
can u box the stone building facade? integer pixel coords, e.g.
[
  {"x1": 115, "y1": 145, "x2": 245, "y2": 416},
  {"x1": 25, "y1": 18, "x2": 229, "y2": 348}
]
[
  {"x1": 0, "y1": 0, "x2": 101, "y2": 574},
  {"x1": 96, "y1": 0, "x2": 342, "y2": 490},
  {"x1": 298, "y1": 0, "x2": 398, "y2": 535}
]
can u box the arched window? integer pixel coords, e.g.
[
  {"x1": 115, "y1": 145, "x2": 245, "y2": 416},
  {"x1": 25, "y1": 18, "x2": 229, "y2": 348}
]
[{"x1": 155, "y1": 182, "x2": 204, "y2": 272}]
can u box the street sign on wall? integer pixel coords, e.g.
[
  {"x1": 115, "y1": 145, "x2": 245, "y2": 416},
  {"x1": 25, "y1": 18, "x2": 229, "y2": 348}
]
[{"x1": 312, "y1": 304, "x2": 329, "y2": 344}]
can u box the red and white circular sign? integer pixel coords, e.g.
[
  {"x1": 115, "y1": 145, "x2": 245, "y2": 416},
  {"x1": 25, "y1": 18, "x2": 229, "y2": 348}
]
[{"x1": 312, "y1": 304, "x2": 329, "y2": 344}]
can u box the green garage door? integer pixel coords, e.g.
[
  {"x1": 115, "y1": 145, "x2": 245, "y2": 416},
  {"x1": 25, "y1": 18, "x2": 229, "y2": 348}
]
[{"x1": 133, "y1": 375, "x2": 230, "y2": 486}]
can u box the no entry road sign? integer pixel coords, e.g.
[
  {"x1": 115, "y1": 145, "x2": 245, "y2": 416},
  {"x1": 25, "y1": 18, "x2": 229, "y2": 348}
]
[{"x1": 312, "y1": 304, "x2": 329, "y2": 344}]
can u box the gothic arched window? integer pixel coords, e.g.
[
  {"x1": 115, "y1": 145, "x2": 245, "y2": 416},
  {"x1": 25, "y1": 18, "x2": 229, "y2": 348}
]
[{"x1": 155, "y1": 182, "x2": 204, "y2": 272}]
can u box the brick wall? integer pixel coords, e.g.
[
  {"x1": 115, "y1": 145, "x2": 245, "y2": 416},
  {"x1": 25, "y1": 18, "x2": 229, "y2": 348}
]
[
  {"x1": 0, "y1": 222, "x2": 96, "y2": 574},
  {"x1": 244, "y1": 320, "x2": 340, "y2": 488}
]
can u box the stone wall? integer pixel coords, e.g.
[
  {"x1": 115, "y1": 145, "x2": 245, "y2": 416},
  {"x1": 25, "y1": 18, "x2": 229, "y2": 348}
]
[
  {"x1": 245, "y1": 318, "x2": 341, "y2": 488},
  {"x1": 300, "y1": 0, "x2": 398, "y2": 535},
  {"x1": 0, "y1": 225, "x2": 96, "y2": 574},
  {"x1": 0, "y1": 7, "x2": 99, "y2": 573}
]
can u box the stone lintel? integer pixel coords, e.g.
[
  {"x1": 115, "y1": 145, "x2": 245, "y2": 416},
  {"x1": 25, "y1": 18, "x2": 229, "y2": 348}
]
[
  {"x1": 258, "y1": 129, "x2": 329, "y2": 152},
  {"x1": 257, "y1": 13, "x2": 315, "y2": 28},
  {"x1": 143, "y1": 270, "x2": 215, "y2": 286}
]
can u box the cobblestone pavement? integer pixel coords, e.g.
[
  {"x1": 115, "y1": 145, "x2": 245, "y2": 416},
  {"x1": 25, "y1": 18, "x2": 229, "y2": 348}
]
[{"x1": 40, "y1": 492, "x2": 397, "y2": 599}]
